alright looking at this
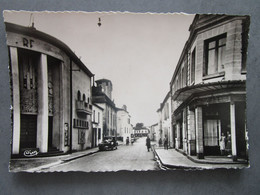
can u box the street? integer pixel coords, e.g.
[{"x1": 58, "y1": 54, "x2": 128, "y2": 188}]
[{"x1": 39, "y1": 137, "x2": 159, "y2": 172}]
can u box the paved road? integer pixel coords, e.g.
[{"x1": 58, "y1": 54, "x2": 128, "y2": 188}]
[{"x1": 40, "y1": 137, "x2": 159, "y2": 172}]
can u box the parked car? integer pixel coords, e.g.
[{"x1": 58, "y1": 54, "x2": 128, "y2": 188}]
[{"x1": 98, "y1": 137, "x2": 118, "y2": 151}]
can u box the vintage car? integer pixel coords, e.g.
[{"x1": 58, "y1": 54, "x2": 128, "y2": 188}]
[{"x1": 98, "y1": 137, "x2": 118, "y2": 151}]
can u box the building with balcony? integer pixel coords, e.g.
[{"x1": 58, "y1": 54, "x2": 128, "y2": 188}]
[
  {"x1": 170, "y1": 14, "x2": 250, "y2": 161},
  {"x1": 6, "y1": 22, "x2": 94, "y2": 157},
  {"x1": 92, "y1": 79, "x2": 117, "y2": 137}
]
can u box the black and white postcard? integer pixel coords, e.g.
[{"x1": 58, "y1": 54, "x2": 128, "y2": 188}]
[{"x1": 3, "y1": 11, "x2": 250, "y2": 172}]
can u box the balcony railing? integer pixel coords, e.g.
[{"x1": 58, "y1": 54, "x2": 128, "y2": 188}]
[{"x1": 76, "y1": 100, "x2": 92, "y2": 115}]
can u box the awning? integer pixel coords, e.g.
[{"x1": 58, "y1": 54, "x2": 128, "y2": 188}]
[{"x1": 173, "y1": 80, "x2": 246, "y2": 102}]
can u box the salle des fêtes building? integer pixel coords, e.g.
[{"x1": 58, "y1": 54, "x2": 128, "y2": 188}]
[{"x1": 6, "y1": 22, "x2": 95, "y2": 157}]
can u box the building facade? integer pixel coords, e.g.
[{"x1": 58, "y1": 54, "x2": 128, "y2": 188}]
[
  {"x1": 150, "y1": 123, "x2": 159, "y2": 142},
  {"x1": 92, "y1": 79, "x2": 117, "y2": 138},
  {"x1": 170, "y1": 15, "x2": 249, "y2": 161},
  {"x1": 116, "y1": 105, "x2": 133, "y2": 142},
  {"x1": 6, "y1": 22, "x2": 94, "y2": 157},
  {"x1": 92, "y1": 104, "x2": 103, "y2": 147},
  {"x1": 134, "y1": 128, "x2": 150, "y2": 137},
  {"x1": 157, "y1": 92, "x2": 173, "y2": 147}
]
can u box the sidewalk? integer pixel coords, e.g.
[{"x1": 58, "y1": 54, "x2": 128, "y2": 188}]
[
  {"x1": 153, "y1": 147, "x2": 249, "y2": 170},
  {"x1": 9, "y1": 147, "x2": 99, "y2": 172}
]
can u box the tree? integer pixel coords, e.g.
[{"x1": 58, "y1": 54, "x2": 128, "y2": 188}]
[{"x1": 135, "y1": 123, "x2": 144, "y2": 130}]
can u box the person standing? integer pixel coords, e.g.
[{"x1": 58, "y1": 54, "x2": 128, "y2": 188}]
[
  {"x1": 226, "y1": 131, "x2": 232, "y2": 157},
  {"x1": 158, "y1": 138, "x2": 162, "y2": 147},
  {"x1": 219, "y1": 133, "x2": 226, "y2": 156},
  {"x1": 163, "y1": 135, "x2": 168, "y2": 150},
  {"x1": 146, "y1": 135, "x2": 151, "y2": 152}
]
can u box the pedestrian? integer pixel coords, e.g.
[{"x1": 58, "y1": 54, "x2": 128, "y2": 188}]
[
  {"x1": 163, "y1": 135, "x2": 168, "y2": 150},
  {"x1": 126, "y1": 137, "x2": 129, "y2": 145},
  {"x1": 226, "y1": 131, "x2": 232, "y2": 157},
  {"x1": 219, "y1": 133, "x2": 226, "y2": 156},
  {"x1": 146, "y1": 135, "x2": 151, "y2": 152},
  {"x1": 158, "y1": 138, "x2": 162, "y2": 147}
]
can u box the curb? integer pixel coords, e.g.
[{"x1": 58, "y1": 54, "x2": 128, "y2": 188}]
[
  {"x1": 62, "y1": 150, "x2": 99, "y2": 162},
  {"x1": 25, "y1": 149, "x2": 100, "y2": 172},
  {"x1": 153, "y1": 147, "x2": 198, "y2": 170},
  {"x1": 174, "y1": 148, "x2": 248, "y2": 165}
]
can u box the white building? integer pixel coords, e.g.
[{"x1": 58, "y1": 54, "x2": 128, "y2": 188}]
[
  {"x1": 116, "y1": 105, "x2": 133, "y2": 142},
  {"x1": 92, "y1": 103, "x2": 103, "y2": 147},
  {"x1": 157, "y1": 92, "x2": 173, "y2": 147},
  {"x1": 150, "y1": 123, "x2": 159, "y2": 142}
]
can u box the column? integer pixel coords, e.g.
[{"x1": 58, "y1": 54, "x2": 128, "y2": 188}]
[
  {"x1": 37, "y1": 54, "x2": 49, "y2": 153},
  {"x1": 188, "y1": 109, "x2": 196, "y2": 155},
  {"x1": 182, "y1": 110, "x2": 187, "y2": 153},
  {"x1": 10, "y1": 47, "x2": 20, "y2": 154},
  {"x1": 195, "y1": 106, "x2": 204, "y2": 159},
  {"x1": 176, "y1": 123, "x2": 180, "y2": 149},
  {"x1": 230, "y1": 102, "x2": 237, "y2": 161}
]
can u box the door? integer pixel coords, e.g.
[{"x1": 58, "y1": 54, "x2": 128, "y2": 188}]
[
  {"x1": 20, "y1": 114, "x2": 37, "y2": 149},
  {"x1": 48, "y1": 116, "x2": 53, "y2": 149},
  {"x1": 204, "y1": 119, "x2": 220, "y2": 155}
]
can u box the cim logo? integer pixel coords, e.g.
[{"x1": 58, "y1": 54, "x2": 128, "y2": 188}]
[{"x1": 23, "y1": 149, "x2": 39, "y2": 157}]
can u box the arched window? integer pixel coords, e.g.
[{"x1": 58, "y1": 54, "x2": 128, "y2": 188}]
[
  {"x1": 87, "y1": 97, "x2": 90, "y2": 103},
  {"x1": 77, "y1": 90, "x2": 81, "y2": 101},
  {"x1": 83, "y1": 94, "x2": 86, "y2": 102}
]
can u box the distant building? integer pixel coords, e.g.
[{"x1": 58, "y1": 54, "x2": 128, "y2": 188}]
[
  {"x1": 150, "y1": 123, "x2": 159, "y2": 141},
  {"x1": 116, "y1": 105, "x2": 133, "y2": 142},
  {"x1": 6, "y1": 22, "x2": 94, "y2": 157},
  {"x1": 157, "y1": 92, "x2": 173, "y2": 147},
  {"x1": 134, "y1": 128, "x2": 150, "y2": 137},
  {"x1": 92, "y1": 103, "x2": 104, "y2": 147},
  {"x1": 170, "y1": 14, "x2": 249, "y2": 161},
  {"x1": 92, "y1": 79, "x2": 117, "y2": 137}
]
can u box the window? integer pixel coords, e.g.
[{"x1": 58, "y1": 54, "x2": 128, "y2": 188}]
[
  {"x1": 204, "y1": 34, "x2": 226, "y2": 76},
  {"x1": 191, "y1": 48, "x2": 196, "y2": 83},
  {"x1": 98, "y1": 128, "x2": 101, "y2": 139},
  {"x1": 98, "y1": 112, "x2": 100, "y2": 123},
  {"x1": 93, "y1": 110, "x2": 95, "y2": 122},
  {"x1": 77, "y1": 90, "x2": 81, "y2": 101},
  {"x1": 204, "y1": 119, "x2": 220, "y2": 146},
  {"x1": 83, "y1": 94, "x2": 86, "y2": 102}
]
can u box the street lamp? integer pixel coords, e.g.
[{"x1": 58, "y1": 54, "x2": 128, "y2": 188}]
[{"x1": 98, "y1": 17, "x2": 102, "y2": 27}]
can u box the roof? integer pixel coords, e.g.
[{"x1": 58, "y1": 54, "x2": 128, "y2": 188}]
[
  {"x1": 5, "y1": 22, "x2": 94, "y2": 77},
  {"x1": 96, "y1": 79, "x2": 112, "y2": 84},
  {"x1": 157, "y1": 91, "x2": 170, "y2": 112},
  {"x1": 93, "y1": 103, "x2": 104, "y2": 111},
  {"x1": 116, "y1": 107, "x2": 129, "y2": 113},
  {"x1": 151, "y1": 123, "x2": 158, "y2": 127},
  {"x1": 92, "y1": 87, "x2": 116, "y2": 108}
]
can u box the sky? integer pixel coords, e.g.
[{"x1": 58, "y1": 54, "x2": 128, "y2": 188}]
[{"x1": 4, "y1": 11, "x2": 194, "y2": 126}]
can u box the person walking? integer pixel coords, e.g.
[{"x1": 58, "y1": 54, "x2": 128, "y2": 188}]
[
  {"x1": 126, "y1": 137, "x2": 129, "y2": 145},
  {"x1": 146, "y1": 135, "x2": 151, "y2": 152},
  {"x1": 219, "y1": 133, "x2": 226, "y2": 156},
  {"x1": 163, "y1": 135, "x2": 168, "y2": 150}
]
